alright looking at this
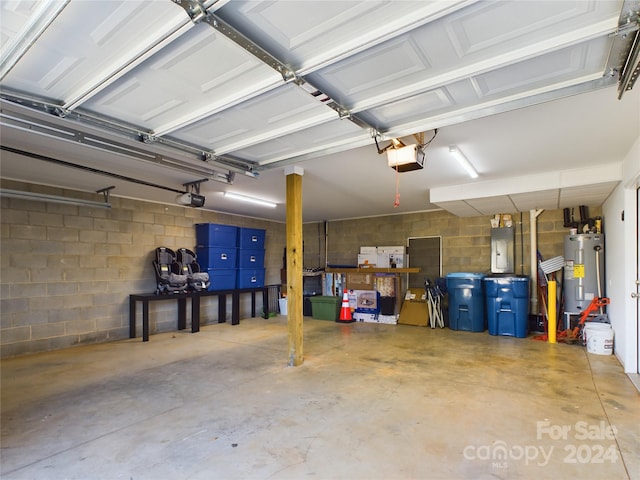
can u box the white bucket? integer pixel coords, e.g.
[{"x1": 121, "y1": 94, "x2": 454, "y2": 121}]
[
  {"x1": 583, "y1": 323, "x2": 613, "y2": 355},
  {"x1": 278, "y1": 298, "x2": 287, "y2": 316}
]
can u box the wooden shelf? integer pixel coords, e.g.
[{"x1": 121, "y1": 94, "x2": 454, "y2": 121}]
[
  {"x1": 302, "y1": 270, "x2": 323, "y2": 276},
  {"x1": 325, "y1": 267, "x2": 419, "y2": 274}
]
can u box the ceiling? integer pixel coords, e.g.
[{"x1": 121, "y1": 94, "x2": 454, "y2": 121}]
[{"x1": 1, "y1": 0, "x2": 639, "y2": 223}]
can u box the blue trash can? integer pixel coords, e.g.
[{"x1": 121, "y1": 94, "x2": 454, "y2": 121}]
[
  {"x1": 484, "y1": 275, "x2": 530, "y2": 338},
  {"x1": 446, "y1": 273, "x2": 486, "y2": 332}
]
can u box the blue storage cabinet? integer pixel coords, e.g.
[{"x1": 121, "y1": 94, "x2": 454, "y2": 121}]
[
  {"x1": 484, "y1": 275, "x2": 530, "y2": 338},
  {"x1": 195, "y1": 223, "x2": 238, "y2": 247},
  {"x1": 446, "y1": 273, "x2": 486, "y2": 332}
]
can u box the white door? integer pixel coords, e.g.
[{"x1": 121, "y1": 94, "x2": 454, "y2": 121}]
[{"x1": 637, "y1": 187, "x2": 640, "y2": 373}]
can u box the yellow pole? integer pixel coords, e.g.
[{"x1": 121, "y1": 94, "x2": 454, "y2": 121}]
[
  {"x1": 548, "y1": 280, "x2": 556, "y2": 344},
  {"x1": 286, "y1": 167, "x2": 304, "y2": 366}
]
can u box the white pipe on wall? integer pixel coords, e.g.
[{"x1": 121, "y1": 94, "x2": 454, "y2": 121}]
[{"x1": 530, "y1": 209, "x2": 544, "y2": 315}]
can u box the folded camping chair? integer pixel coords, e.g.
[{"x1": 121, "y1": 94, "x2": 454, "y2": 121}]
[
  {"x1": 425, "y1": 278, "x2": 445, "y2": 328},
  {"x1": 176, "y1": 248, "x2": 210, "y2": 292},
  {"x1": 153, "y1": 247, "x2": 188, "y2": 294}
]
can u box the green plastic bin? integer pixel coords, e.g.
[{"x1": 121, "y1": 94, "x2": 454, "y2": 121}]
[{"x1": 310, "y1": 296, "x2": 341, "y2": 321}]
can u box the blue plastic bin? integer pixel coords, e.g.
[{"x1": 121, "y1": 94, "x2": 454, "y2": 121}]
[
  {"x1": 195, "y1": 223, "x2": 238, "y2": 247},
  {"x1": 238, "y1": 227, "x2": 266, "y2": 249},
  {"x1": 196, "y1": 246, "x2": 237, "y2": 269},
  {"x1": 237, "y1": 268, "x2": 265, "y2": 288},
  {"x1": 237, "y1": 248, "x2": 265, "y2": 268},
  {"x1": 206, "y1": 269, "x2": 237, "y2": 291},
  {"x1": 446, "y1": 273, "x2": 486, "y2": 332},
  {"x1": 484, "y1": 275, "x2": 530, "y2": 338}
]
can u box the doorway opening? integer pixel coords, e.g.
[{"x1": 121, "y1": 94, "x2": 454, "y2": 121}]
[{"x1": 407, "y1": 236, "x2": 442, "y2": 289}]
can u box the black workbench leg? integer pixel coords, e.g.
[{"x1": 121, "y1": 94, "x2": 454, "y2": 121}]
[
  {"x1": 178, "y1": 298, "x2": 187, "y2": 331},
  {"x1": 232, "y1": 291, "x2": 240, "y2": 325},
  {"x1": 262, "y1": 287, "x2": 269, "y2": 319},
  {"x1": 129, "y1": 299, "x2": 136, "y2": 338},
  {"x1": 218, "y1": 294, "x2": 226, "y2": 323},
  {"x1": 142, "y1": 301, "x2": 149, "y2": 342},
  {"x1": 192, "y1": 296, "x2": 200, "y2": 333}
]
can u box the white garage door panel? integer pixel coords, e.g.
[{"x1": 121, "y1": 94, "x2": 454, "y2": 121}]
[
  {"x1": 2, "y1": 0, "x2": 184, "y2": 102},
  {"x1": 361, "y1": 35, "x2": 611, "y2": 131},
  {"x1": 474, "y1": 39, "x2": 612, "y2": 98},
  {"x1": 445, "y1": 0, "x2": 616, "y2": 57},
  {"x1": 170, "y1": 84, "x2": 334, "y2": 151},
  {"x1": 82, "y1": 24, "x2": 279, "y2": 131},
  {"x1": 306, "y1": 0, "x2": 617, "y2": 111},
  {"x1": 0, "y1": 0, "x2": 30, "y2": 40},
  {"x1": 230, "y1": 118, "x2": 366, "y2": 163},
  {"x1": 313, "y1": 36, "x2": 430, "y2": 105},
  {"x1": 217, "y1": 0, "x2": 469, "y2": 72},
  {"x1": 361, "y1": 88, "x2": 453, "y2": 129}
]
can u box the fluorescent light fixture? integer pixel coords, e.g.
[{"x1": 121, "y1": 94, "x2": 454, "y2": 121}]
[
  {"x1": 0, "y1": 188, "x2": 111, "y2": 208},
  {"x1": 449, "y1": 146, "x2": 479, "y2": 179},
  {"x1": 224, "y1": 192, "x2": 276, "y2": 208},
  {"x1": 387, "y1": 144, "x2": 424, "y2": 172}
]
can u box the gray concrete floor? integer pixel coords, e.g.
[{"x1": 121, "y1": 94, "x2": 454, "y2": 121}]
[{"x1": 1, "y1": 315, "x2": 639, "y2": 480}]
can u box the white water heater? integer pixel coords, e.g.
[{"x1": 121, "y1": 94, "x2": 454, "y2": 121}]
[{"x1": 563, "y1": 234, "x2": 604, "y2": 314}]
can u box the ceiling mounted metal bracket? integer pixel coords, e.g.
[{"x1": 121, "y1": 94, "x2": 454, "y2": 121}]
[
  {"x1": 182, "y1": 0, "x2": 209, "y2": 24},
  {"x1": 97, "y1": 186, "x2": 115, "y2": 203},
  {"x1": 183, "y1": 179, "x2": 208, "y2": 195},
  {"x1": 46, "y1": 105, "x2": 69, "y2": 118},
  {"x1": 140, "y1": 133, "x2": 158, "y2": 144},
  {"x1": 607, "y1": 0, "x2": 640, "y2": 98}
]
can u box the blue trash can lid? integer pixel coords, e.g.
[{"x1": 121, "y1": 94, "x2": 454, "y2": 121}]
[
  {"x1": 446, "y1": 272, "x2": 486, "y2": 279},
  {"x1": 484, "y1": 275, "x2": 529, "y2": 282}
]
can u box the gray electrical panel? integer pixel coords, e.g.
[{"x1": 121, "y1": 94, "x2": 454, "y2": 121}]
[{"x1": 491, "y1": 227, "x2": 515, "y2": 273}]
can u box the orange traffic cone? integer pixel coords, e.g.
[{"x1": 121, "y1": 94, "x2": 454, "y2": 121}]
[{"x1": 337, "y1": 289, "x2": 355, "y2": 323}]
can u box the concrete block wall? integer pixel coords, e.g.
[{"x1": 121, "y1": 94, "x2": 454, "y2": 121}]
[
  {"x1": 304, "y1": 207, "x2": 602, "y2": 276},
  {"x1": 1, "y1": 180, "x2": 285, "y2": 358},
  {"x1": 2, "y1": 178, "x2": 601, "y2": 358}
]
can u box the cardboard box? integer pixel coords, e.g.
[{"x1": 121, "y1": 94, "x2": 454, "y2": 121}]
[
  {"x1": 377, "y1": 246, "x2": 405, "y2": 254},
  {"x1": 347, "y1": 273, "x2": 373, "y2": 290},
  {"x1": 354, "y1": 313, "x2": 398, "y2": 325},
  {"x1": 354, "y1": 312, "x2": 378, "y2": 323},
  {"x1": 360, "y1": 246, "x2": 377, "y2": 254},
  {"x1": 375, "y1": 275, "x2": 396, "y2": 297},
  {"x1": 376, "y1": 314, "x2": 398, "y2": 325},
  {"x1": 376, "y1": 253, "x2": 390, "y2": 268},
  {"x1": 357, "y1": 253, "x2": 377, "y2": 267},
  {"x1": 389, "y1": 253, "x2": 406, "y2": 268},
  {"x1": 355, "y1": 290, "x2": 379, "y2": 311},
  {"x1": 398, "y1": 288, "x2": 429, "y2": 327}
]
